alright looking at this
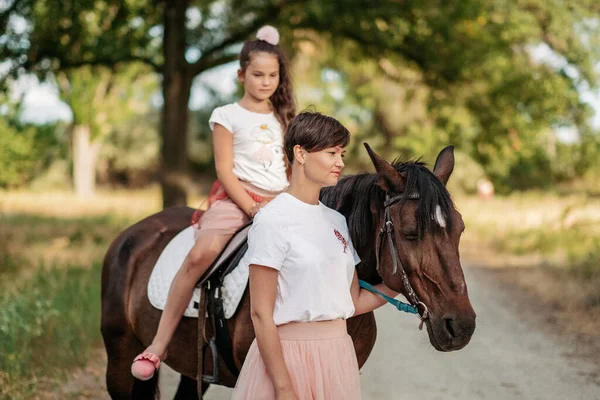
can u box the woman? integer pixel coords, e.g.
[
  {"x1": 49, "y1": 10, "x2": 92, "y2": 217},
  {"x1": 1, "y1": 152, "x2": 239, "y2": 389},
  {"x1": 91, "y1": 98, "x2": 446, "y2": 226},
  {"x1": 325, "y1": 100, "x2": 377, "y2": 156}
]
[{"x1": 232, "y1": 111, "x2": 399, "y2": 400}]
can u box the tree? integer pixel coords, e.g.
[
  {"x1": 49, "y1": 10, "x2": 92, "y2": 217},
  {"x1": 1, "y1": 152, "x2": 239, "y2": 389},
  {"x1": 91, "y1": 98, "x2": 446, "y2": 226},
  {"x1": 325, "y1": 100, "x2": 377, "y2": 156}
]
[
  {"x1": 1, "y1": 0, "x2": 302, "y2": 206},
  {"x1": 55, "y1": 64, "x2": 157, "y2": 196},
  {"x1": 2, "y1": 1, "x2": 599, "y2": 203},
  {"x1": 289, "y1": 3, "x2": 600, "y2": 191}
]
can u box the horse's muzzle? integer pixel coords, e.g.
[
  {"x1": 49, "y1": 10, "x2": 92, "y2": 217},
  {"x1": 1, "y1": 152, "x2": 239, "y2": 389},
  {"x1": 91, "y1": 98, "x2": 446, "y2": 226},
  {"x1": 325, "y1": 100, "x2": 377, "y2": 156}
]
[{"x1": 427, "y1": 314, "x2": 476, "y2": 352}]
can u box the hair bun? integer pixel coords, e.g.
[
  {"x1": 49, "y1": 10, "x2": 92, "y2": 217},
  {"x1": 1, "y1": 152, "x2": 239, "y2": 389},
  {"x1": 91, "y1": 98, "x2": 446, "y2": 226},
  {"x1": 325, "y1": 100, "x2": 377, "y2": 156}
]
[{"x1": 256, "y1": 25, "x2": 280, "y2": 46}]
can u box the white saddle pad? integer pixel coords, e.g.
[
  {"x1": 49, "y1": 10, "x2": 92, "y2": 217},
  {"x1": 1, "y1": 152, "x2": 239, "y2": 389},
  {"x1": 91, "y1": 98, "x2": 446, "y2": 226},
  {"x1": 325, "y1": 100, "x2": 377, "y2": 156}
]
[
  {"x1": 222, "y1": 255, "x2": 250, "y2": 319},
  {"x1": 147, "y1": 226, "x2": 200, "y2": 317},
  {"x1": 147, "y1": 226, "x2": 250, "y2": 318}
]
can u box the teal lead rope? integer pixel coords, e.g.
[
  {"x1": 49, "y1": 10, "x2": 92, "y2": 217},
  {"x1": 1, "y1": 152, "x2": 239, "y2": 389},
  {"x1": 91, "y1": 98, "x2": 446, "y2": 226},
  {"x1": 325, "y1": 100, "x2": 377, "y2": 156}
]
[{"x1": 358, "y1": 280, "x2": 418, "y2": 315}]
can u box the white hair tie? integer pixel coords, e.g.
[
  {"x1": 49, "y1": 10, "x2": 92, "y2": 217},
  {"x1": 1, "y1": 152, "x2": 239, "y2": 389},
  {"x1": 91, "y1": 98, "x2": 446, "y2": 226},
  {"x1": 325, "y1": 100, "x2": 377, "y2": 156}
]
[{"x1": 256, "y1": 25, "x2": 280, "y2": 46}]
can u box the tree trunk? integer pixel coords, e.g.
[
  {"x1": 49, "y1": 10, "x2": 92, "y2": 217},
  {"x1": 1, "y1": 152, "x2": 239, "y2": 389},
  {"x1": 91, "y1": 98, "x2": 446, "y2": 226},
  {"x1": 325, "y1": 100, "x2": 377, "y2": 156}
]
[
  {"x1": 72, "y1": 124, "x2": 100, "y2": 197},
  {"x1": 161, "y1": 0, "x2": 192, "y2": 208}
]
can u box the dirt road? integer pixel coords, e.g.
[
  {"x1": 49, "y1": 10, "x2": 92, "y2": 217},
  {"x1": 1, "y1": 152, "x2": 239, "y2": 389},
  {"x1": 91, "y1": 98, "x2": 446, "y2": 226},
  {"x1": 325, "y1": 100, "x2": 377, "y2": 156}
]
[
  {"x1": 64, "y1": 265, "x2": 600, "y2": 399},
  {"x1": 184, "y1": 265, "x2": 600, "y2": 400}
]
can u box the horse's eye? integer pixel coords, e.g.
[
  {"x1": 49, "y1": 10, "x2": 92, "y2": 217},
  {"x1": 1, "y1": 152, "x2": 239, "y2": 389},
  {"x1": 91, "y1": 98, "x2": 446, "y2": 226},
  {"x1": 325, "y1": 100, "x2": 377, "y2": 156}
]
[{"x1": 403, "y1": 232, "x2": 418, "y2": 241}]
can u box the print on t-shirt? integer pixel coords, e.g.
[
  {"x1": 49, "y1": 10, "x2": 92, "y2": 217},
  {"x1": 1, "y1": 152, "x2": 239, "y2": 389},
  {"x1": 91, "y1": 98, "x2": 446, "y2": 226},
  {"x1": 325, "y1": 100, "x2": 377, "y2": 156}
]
[
  {"x1": 334, "y1": 229, "x2": 349, "y2": 253},
  {"x1": 251, "y1": 123, "x2": 278, "y2": 170}
]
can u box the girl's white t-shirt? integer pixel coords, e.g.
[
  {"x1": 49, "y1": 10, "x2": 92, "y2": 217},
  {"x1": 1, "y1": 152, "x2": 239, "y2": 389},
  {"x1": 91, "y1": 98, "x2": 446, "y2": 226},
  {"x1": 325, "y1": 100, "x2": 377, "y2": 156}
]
[
  {"x1": 240, "y1": 192, "x2": 361, "y2": 326},
  {"x1": 209, "y1": 103, "x2": 289, "y2": 192}
]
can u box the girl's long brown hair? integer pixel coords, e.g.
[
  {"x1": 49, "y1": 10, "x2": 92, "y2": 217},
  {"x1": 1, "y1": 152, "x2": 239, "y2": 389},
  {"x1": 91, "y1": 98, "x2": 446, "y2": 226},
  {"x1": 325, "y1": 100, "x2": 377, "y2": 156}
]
[{"x1": 239, "y1": 39, "x2": 296, "y2": 132}]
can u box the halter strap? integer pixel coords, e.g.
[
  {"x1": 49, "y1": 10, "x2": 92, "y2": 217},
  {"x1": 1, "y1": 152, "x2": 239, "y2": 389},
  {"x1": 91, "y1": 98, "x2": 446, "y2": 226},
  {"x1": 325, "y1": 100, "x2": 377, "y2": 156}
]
[
  {"x1": 373, "y1": 193, "x2": 430, "y2": 328},
  {"x1": 375, "y1": 192, "x2": 419, "y2": 272},
  {"x1": 384, "y1": 192, "x2": 420, "y2": 207},
  {"x1": 358, "y1": 280, "x2": 418, "y2": 314}
]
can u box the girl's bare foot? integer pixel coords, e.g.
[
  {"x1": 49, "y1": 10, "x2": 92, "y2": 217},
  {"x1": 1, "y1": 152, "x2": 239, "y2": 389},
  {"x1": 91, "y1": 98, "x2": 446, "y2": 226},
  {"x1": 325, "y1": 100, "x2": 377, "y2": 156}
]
[{"x1": 131, "y1": 344, "x2": 167, "y2": 381}]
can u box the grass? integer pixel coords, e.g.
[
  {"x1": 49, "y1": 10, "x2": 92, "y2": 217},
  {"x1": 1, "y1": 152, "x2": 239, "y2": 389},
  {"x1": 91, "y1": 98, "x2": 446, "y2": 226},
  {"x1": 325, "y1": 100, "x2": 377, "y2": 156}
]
[
  {"x1": 0, "y1": 187, "x2": 209, "y2": 399},
  {"x1": 1, "y1": 214, "x2": 119, "y2": 289},
  {"x1": 0, "y1": 263, "x2": 102, "y2": 399},
  {"x1": 0, "y1": 187, "x2": 163, "y2": 219},
  {"x1": 0, "y1": 188, "x2": 168, "y2": 399},
  {"x1": 0, "y1": 188, "x2": 207, "y2": 290},
  {"x1": 456, "y1": 192, "x2": 600, "y2": 270},
  {"x1": 455, "y1": 191, "x2": 600, "y2": 330}
]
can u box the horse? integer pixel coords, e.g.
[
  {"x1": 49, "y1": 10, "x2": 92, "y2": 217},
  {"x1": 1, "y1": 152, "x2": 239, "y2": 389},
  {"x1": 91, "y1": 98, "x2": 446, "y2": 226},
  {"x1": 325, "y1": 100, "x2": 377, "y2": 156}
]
[{"x1": 100, "y1": 144, "x2": 476, "y2": 399}]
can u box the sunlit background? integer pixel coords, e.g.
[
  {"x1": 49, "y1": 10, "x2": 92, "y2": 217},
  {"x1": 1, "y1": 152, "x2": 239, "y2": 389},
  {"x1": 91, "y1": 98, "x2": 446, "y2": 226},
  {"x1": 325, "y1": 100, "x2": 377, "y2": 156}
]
[{"x1": 1, "y1": 1, "x2": 599, "y2": 398}]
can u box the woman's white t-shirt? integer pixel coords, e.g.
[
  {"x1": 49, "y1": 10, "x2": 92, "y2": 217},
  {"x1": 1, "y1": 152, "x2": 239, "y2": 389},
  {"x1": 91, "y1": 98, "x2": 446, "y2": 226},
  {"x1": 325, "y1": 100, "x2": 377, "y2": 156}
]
[
  {"x1": 240, "y1": 192, "x2": 361, "y2": 326},
  {"x1": 209, "y1": 103, "x2": 289, "y2": 192}
]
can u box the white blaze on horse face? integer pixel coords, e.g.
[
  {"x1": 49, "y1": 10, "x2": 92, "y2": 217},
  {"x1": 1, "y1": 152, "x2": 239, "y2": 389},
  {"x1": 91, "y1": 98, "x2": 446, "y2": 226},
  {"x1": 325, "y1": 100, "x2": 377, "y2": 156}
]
[{"x1": 434, "y1": 205, "x2": 446, "y2": 228}]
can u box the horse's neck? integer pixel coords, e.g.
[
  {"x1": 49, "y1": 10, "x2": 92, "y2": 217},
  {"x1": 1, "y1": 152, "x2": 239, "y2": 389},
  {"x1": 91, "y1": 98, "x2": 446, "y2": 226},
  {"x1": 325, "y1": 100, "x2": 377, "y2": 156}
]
[{"x1": 321, "y1": 179, "x2": 382, "y2": 284}]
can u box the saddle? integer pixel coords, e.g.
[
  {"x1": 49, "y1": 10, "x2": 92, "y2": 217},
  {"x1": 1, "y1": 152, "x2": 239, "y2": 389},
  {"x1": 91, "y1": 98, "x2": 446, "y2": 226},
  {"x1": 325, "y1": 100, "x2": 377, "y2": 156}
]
[{"x1": 195, "y1": 222, "x2": 251, "y2": 386}]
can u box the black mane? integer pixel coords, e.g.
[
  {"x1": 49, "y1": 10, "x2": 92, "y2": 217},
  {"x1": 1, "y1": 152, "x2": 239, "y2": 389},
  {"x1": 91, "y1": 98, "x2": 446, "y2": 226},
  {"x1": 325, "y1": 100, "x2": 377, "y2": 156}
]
[
  {"x1": 392, "y1": 160, "x2": 455, "y2": 239},
  {"x1": 320, "y1": 160, "x2": 454, "y2": 259},
  {"x1": 320, "y1": 173, "x2": 383, "y2": 251}
]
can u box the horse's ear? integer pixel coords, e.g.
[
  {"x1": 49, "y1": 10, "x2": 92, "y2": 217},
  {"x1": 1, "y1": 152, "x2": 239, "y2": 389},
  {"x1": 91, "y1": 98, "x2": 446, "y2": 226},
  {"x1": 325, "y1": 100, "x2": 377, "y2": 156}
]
[
  {"x1": 364, "y1": 143, "x2": 405, "y2": 192},
  {"x1": 433, "y1": 145, "x2": 455, "y2": 185}
]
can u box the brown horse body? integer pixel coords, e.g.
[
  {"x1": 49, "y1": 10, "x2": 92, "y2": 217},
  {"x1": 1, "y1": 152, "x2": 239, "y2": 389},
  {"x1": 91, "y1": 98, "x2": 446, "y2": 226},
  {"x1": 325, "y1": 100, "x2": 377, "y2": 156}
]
[
  {"x1": 101, "y1": 146, "x2": 475, "y2": 399},
  {"x1": 101, "y1": 206, "x2": 377, "y2": 399}
]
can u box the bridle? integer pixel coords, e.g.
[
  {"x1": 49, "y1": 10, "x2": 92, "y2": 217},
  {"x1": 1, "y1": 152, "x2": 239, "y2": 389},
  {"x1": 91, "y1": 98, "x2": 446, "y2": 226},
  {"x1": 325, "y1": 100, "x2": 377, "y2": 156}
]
[{"x1": 373, "y1": 192, "x2": 430, "y2": 329}]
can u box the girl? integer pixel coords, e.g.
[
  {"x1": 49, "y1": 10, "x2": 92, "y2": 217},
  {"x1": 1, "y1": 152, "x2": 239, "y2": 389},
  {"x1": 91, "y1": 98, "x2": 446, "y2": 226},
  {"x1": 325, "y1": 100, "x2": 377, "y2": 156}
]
[
  {"x1": 232, "y1": 112, "x2": 399, "y2": 400},
  {"x1": 131, "y1": 25, "x2": 296, "y2": 380}
]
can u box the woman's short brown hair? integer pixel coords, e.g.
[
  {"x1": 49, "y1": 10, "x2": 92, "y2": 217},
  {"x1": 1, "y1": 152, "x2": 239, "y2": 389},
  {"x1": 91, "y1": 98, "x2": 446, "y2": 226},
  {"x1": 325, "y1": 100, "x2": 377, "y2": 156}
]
[{"x1": 284, "y1": 112, "x2": 350, "y2": 164}]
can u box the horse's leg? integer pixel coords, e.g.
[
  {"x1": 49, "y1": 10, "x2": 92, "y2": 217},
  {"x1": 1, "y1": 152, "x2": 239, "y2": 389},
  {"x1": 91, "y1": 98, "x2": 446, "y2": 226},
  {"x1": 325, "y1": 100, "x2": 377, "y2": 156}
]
[
  {"x1": 131, "y1": 374, "x2": 160, "y2": 399},
  {"x1": 102, "y1": 211, "x2": 191, "y2": 399},
  {"x1": 201, "y1": 381, "x2": 211, "y2": 397},
  {"x1": 173, "y1": 375, "x2": 200, "y2": 400},
  {"x1": 347, "y1": 312, "x2": 377, "y2": 368},
  {"x1": 103, "y1": 292, "x2": 160, "y2": 399},
  {"x1": 101, "y1": 230, "x2": 156, "y2": 399},
  {"x1": 103, "y1": 321, "x2": 150, "y2": 399}
]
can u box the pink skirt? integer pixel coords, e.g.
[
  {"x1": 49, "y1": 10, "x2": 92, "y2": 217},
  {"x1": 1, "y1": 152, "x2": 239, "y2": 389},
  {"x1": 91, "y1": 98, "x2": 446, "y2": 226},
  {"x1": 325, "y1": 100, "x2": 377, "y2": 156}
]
[
  {"x1": 231, "y1": 319, "x2": 361, "y2": 400},
  {"x1": 192, "y1": 180, "x2": 280, "y2": 239}
]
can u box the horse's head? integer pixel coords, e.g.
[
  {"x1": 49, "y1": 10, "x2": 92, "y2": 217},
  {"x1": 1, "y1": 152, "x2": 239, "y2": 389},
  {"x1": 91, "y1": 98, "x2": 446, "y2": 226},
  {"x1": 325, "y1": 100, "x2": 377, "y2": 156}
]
[{"x1": 365, "y1": 143, "x2": 476, "y2": 352}]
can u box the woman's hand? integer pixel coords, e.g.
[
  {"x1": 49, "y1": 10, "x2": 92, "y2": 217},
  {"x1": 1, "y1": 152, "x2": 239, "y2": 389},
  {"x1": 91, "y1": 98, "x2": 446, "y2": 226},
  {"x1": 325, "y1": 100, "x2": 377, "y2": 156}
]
[
  {"x1": 351, "y1": 270, "x2": 399, "y2": 315},
  {"x1": 249, "y1": 200, "x2": 269, "y2": 218},
  {"x1": 250, "y1": 265, "x2": 295, "y2": 399}
]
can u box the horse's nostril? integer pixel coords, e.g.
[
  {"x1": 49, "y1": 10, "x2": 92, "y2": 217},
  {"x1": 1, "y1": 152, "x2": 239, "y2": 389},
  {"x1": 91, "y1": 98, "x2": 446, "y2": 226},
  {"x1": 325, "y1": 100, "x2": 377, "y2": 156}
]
[{"x1": 443, "y1": 317, "x2": 456, "y2": 339}]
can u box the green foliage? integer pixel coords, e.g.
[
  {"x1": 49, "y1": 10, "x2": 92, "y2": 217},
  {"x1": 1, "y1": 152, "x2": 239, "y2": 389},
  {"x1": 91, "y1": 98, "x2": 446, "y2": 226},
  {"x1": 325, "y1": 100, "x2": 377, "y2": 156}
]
[
  {"x1": 0, "y1": 209, "x2": 135, "y2": 398},
  {"x1": 0, "y1": 115, "x2": 67, "y2": 188},
  {"x1": 56, "y1": 64, "x2": 158, "y2": 138},
  {"x1": 1, "y1": 0, "x2": 599, "y2": 193},
  {"x1": 289, "y1": 1, "x2": 600, "y2": 190},
  {"x1": 0, "y1": 120, "x2": 37, "y2": 188},
  {"x1": 569, "y1": 242, "x2": 600, "y2": 286},
  {"x1": 0, "y1": 0, "x2": 163, "y2": 80},
  {"x1": 446, "y1": 151, "x2": 486, "y2": 195},
  {"x1": 490, "y1": 219, "x2": 600, "y2": 297},
  {"x1": 573, "y1": 131, "x2": 600, "y2": 179},
  {"x1": 0, "y1": 263, "x2": 102, "y2": 398},
  {"x1": 53, "y1": 63, "x2": 160, "y2": 188},
  {"x1": 461, "y1": 192, "x2": 600, "y2": 278},
  {"x1": 99, "y1": 109, "x2": 160, "y2": 186}
]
